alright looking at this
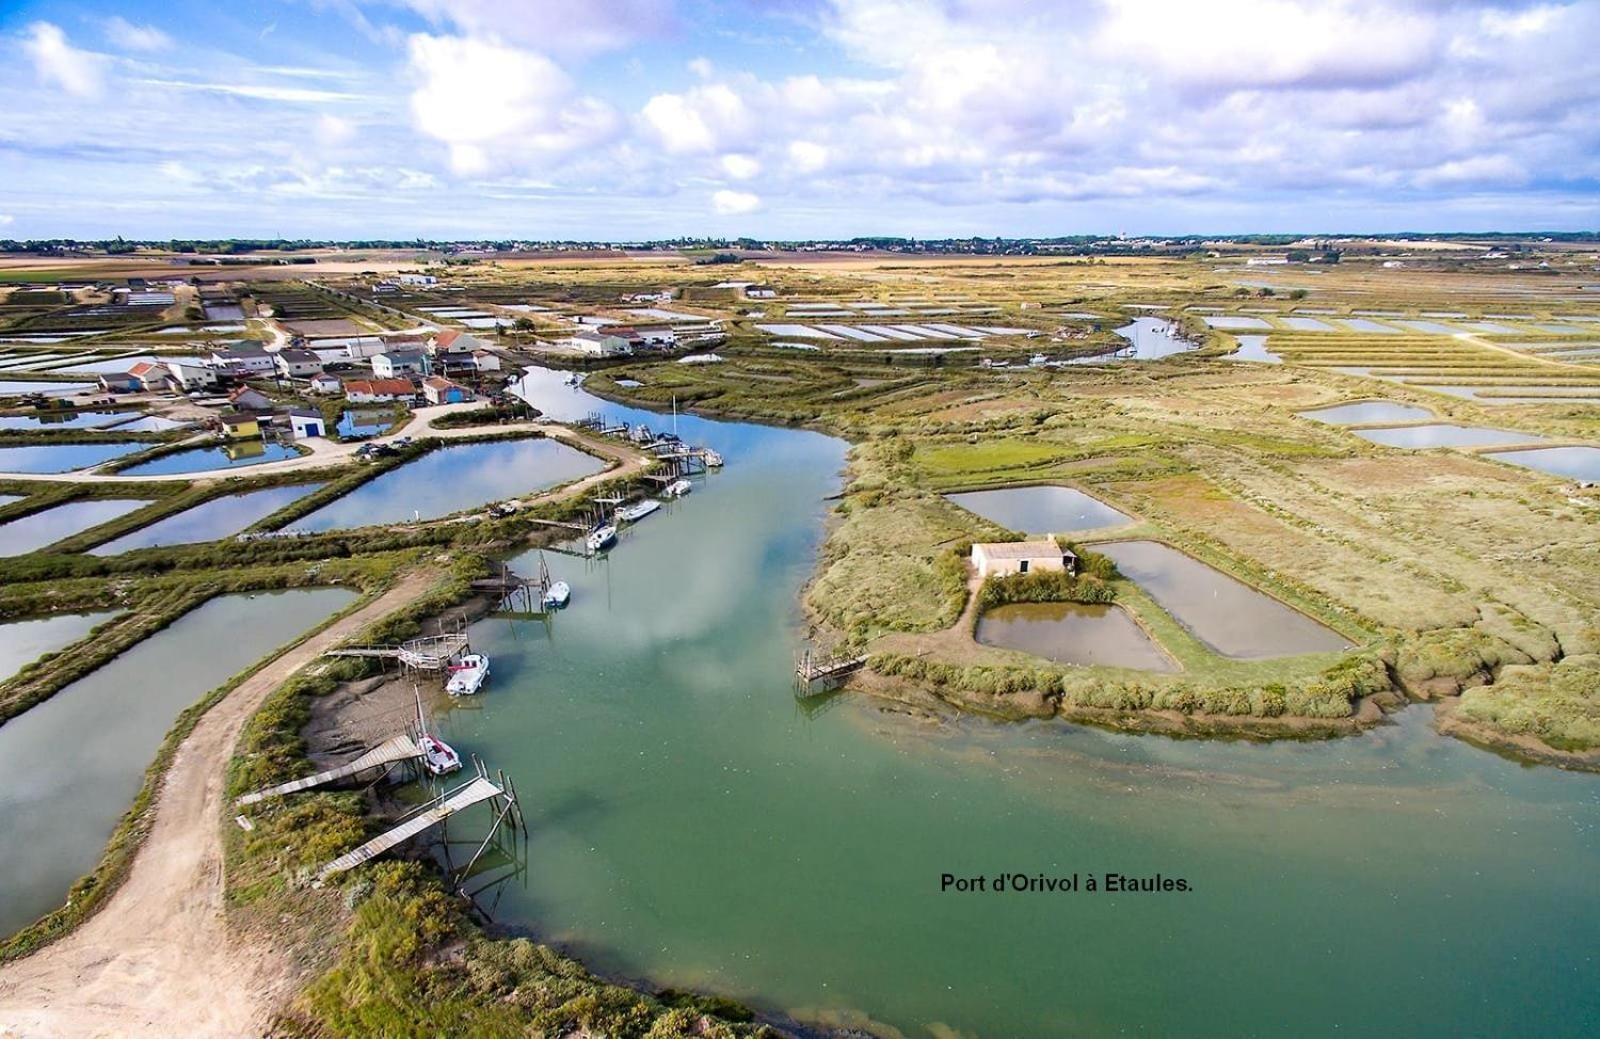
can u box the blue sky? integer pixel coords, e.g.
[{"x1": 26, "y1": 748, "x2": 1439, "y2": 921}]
[{"x1": 1, "y1": 0, "x2": 1597, "y2": 239}]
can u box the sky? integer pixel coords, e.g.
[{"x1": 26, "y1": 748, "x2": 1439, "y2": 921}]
[{"x1": 0, "y1": 0, "x2": 1597, "y2": 239}]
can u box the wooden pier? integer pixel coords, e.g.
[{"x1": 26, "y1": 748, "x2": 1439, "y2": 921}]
[
  {"x1": 324, "y1": 632, "x2": 470, "y2": 671},
  {"x1": 315, "y1": 760, "x2": 525, "y2": 885},
  {"x1": 236, "y1": 734, "x2": 423, "y2": 806},
  {"x1": 795, "y1": 648, "x2": 868, "y2": 697}
]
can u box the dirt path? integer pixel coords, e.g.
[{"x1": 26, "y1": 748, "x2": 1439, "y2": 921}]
[{"x1": 0, "y1": 570, "x2": 442, "y2": 1039}]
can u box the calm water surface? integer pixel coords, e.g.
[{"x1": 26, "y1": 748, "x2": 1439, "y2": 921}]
[
  {"x1": 945, "y1": 485, "x2": 1128, "y2": 535},
  {"x1": 1485, "y1": 446, "x2": 1600, "y2": 480},
  {"x1": 0, "y1": 499, "x2": 152, "y2": 554},
  {"x1": 0, "y1": 410, "x2": 131, "y2": 431},
  {"x1": 436, "y1": 370, "x2": 1600, "y2": 1038},
  {"x1": 118, "y1": 440, "x2": 301, "y2": 475},
  {"x1": 1354, "y1": 424, "x2": 1546, "y2": 449},
  {"x1": 1300, "y1": 401, "x2": 1433, "y2": 425},
  {"x1": 0, "y1": 441, "x2": 147, "y2": 474},
  {"x1": 976, "y1": 602, "x2": 1176, "y2": 671},
  {"x1": 1229, "y1": 335, "x2": 1281, "y2": 363},
  {"x1": 294, "y1": 437, "x2": 604, "y2": 532},
  {"x1": 89, "y1": 485, "x2": 323, "y2": 554},
  {"x1": 0, "y1": 588, "x2": 356, "y2": 937},
  {"x1": 0, "y1": 610, "x2": 119, "y2": 683},
  {"x1": 1201, "y1": 315, "x2": 1270, "y2": 330}
]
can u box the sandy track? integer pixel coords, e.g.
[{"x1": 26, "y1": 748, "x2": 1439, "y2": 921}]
[{"x1": 0, "y1": 571, "x2": 441, "y2": 1039}]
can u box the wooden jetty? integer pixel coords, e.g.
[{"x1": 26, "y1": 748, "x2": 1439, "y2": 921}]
[
  {"x1": 315, "y1": 760, "x2": 525, "y2": 885},
  {"x1": 324, "y1": 632, "x2": 470, "y2": 671},
  {"x1": 236, "y1": 734, "x2": 423, "y2": 806},
  {"x1": 795, "y1": 648, "x2": 868, "y2": 697}
]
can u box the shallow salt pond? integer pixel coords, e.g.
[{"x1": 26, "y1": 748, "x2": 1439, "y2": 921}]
[
  {"x1": 976, "y1": 601, "x2": 1176, "y2": 671},
  {"x1": 292, "y1": 437, "x2": 604, "y2": 532},
  {"x1": 1229, "y1": 335, "x2": 1282, "y2": 363},
  {"x1": 1097, "y1": 541, "x2": 1350, "y2": 659},
  {"x1": 945, "y1": 485, "x2": 1129, "y2": 535},
  {"x1": 1335, "y1": 318, "x2": 1400, "y2": 333},
  {"x1": 0, "y1": 410, "x2": 134, "y2": 431},
  {"x1": 0, "y1": 379, "x2": 95, "y2": 397},
  {"x1": 89, "y1": 485, "x2": 323, "y2": 554},
  {"x1": 1353, "y1": 424, "x2": 1546, "y2": 449},
  {"x1": 118, "y1": 440, "x2": 301, "y2": 475},
  {"x1": 1300, "y1": 401, "x2": 1434, "y2": 425},
  {"x1": 0, "y1": 610, "x2": 120, "y2": 684},
  {"x1": 0, "y1": 588, "x2": 356, "y2": 938},
  {"x1": 1202, "y1": 315, "x2": 1271, "y2": 330},
  {"x1": 1280, "y1": 317, "x2": 1334, "y2": 332},
  {"x1": 0, "y1": 499, "x2": 154, "y2": 555},
  {"x1": 0, "y1": 441, "x2": 148, "y2": 474},
  {"x1": 1484, "y1": 446, "x2": 1600, "y2": 481}
]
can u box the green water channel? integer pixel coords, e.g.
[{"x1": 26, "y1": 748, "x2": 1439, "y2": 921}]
[{"x1": 415, "y1": 370, "x2": 1600, "y2": 1037}]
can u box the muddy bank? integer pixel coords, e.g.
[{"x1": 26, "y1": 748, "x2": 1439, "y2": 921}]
[{"x1": 1434, "y1": 697, "x2": 1600, "y2": 773}]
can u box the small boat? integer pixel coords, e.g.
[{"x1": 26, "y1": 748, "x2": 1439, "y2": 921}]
[
  {"x1": 414, "y1": 688, "x2": 461, "y2": 775},
  {"x1": 1029, "y1": 353, "x2": 1048, "y2": 366},
  {"x1": 586, "y1": 523, "x2": 617, "y2": 553},
  {"x1": 543, "y1": 580, "x2": 570, "y2": 608},
  {"x1": 616, "y1": 499, "x2": 661, "y2": 523},
  {"x1": 562, "y1": 371, "x2": 578, "y2": 386},
  {"x1": 664, "y1": 478, "x2": 692, "y2": 498},
  {"x1": 445, "y1": 653, "x2": 491, "y2": 697},
  {"x1": 702, "y1": 448, "x2": 724, "y2": 467}
]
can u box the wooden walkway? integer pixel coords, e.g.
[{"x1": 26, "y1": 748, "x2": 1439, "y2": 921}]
[
  {"x1": 324, "y1": 632, "x2": 469, "y2": 671},
  {"x1": 316, "y1": 775, "x2": 505, "y2": 882},
  {"x1": 235, "y1": 735, "x2": 423, "y2": 806},
  {"x1": 795, "y1": 651, "x2": 868, "y2": 697}
]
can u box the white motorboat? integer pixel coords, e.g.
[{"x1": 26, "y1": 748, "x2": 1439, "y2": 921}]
[
  {"x1": 445, "y1": 653, "x2": 491, "y2": 697},
  {"x1": 586, "y1": 523, "x2": 617, "y2": 552},
  {"x1": 413, "y1": 688, "x2": 462, "y2": 775},
  {"x1": 616, "y1": 499, "x2": 662, "y2": 523},
  {"x1": 664, "y1": 478, "x2": 692, "y2": 498},
  {"x1": 702, "y1": 448, "x2": 724, "y2": 467},
  {"x1": 543, "y1": 580, "x2": 571, "y2": 608}
]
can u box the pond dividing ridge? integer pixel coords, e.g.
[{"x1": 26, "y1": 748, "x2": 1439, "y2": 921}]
[
  {"x1": 976, "y1": 601, "x2": 1176, "y2": 671},
  {"x1": 0, "y1": 610, "x2": 120, "y2": 684},
  {"x1": 0, "y1": 499, "x2": 153, "y2": 556},
  {"x1": 0, "y1": 588, "x2": 356, "y2": 938}
]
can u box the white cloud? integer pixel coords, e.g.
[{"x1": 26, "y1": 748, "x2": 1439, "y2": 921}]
[
  {"x1": 104, "y1": 16, "x2": 172, "y2": 52},
  {"x1": 1481, "y1": 4, "x2": 1564, "y2": 38},
  {"x1": 787, "y1": 141, "x2": 829, "y2": 173},
  {"x1": 1414, "y1": 155, "x2": 1528, "y2": 188},
  {"x1": 406, "y1": 33, "x2": 618, "y2": 175},
  {"x1": 22, "y1": 23, "x2": 105, "y2": 98},
  {"x1": 315, "y1": 114, "x2": 356, "y2": 147},
  {"x1": 641, "y1": 83, "x2": 750, "y2": 154},
  {"x1": 140, "y1": 79, "x2": 365, "y2": 104},
  {"x1": 386, "y1": 0, "x2": 673, "y2": 54},
  {"x1": 0, "y1": 214, "x2": 14, "y2": 227},
  {"x1": 712, "y1": 189, "x2": 760, "y2": 215},
  {"x1": 720, "y1": 154, "x2": 760, "y2": 180}
]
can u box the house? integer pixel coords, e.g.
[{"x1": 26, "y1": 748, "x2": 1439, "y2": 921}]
[
  {"x1": 209, "y1": 341, "x2": 276, "y2": 375},
  {"x1": 273, "y1": 348, "x2": 322, "y2": 378},
  {"x1": 398, "y1": 273, "x2": 437, "y2": 286},
  {"x1": 308, "y1": 371, "x2": 343, "y2": 395},
  {"x1": 422, "y1": 376, "x2": 471, "y2": 405},
  {"x1": 287, "y1": 408, "x2": 326, "y2": 439},
  {"x1": 345, "y1": 378, "x2": 416, "y2": 404},
  {"x1": 372, "y1": 350, "x2": 428, "y2": 378},
  {"x1": 428, "y1": 329, "x2": 482, "y2": 357},
  {"x1": 971, "y1": 541, "x2": 1077, "y2": 580},
  {"x1": 631, "y1": 324, "x2": 677, "y2": 347},
  {"x1": 218, "y1": 412, "x2": 260, "y2": 440},
  {"x1": 746, "y1": 285, "x2": 777, "y2": 299},
  {"x1": 98, "y1": 371, "x2": 140, "y2": 392},
  {"x1": 127, "y1": 361, "x2": 175, "y2": 392},
  {"x1": 470, "y1": 348, "x2": 502, "y2": 372},
  {"x1": 165, "y1": 359, "x2": 218, "y2": 391},
  {"x1": 228, "y1": 386, "x2": 274, "y2": 412},
  {"x1": 562, "y1": 330, "x2": 633, "y2": 357}
]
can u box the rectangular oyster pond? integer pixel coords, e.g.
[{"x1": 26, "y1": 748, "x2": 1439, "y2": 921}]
[
  {"x1": 116, "y1": 440, "x2": 302, "y2": 475},
  {"x1": 0, "y1": 588, "x2": 356, "y2": 938},
  {"x1": 291, "y1": 437, "x2": 605, "y2": 532},
  {"x1": 0, "y1": 441, "x2": 148, "y2": 474},
  {"x1": 0, "y1": 610, "x2": 121, "y2": 684},
  {"x1": 0, "y1": 499, "x2": 153, "y2": 555},
  {"x1": 945, "y1": 485, "x2": 1129, "y2": 535},
  {"x1": 976, "y1": 601, "x2": 1176, "y2": 671},
  {"x1": 1485, "y1": 445, "x2": 1600, "y2": 481},
  {"x1": 1352, "y1": 424, "x2": 1547, "y2": 449},
  {"x1": 1095, "y1": 541, "x2": 1350, "y2": 658},
  {"x1": 88, "y1": 484, "x2": 323, "y2": 554},
  {"x1": 1300, "y1": 401, "x2": 1434, "y2": 425}
]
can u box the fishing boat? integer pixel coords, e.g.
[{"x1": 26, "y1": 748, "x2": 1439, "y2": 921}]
[
  {"x1": 562, "y1": 371, "x2": 579, "y2": 386},
  {"x1": 616, "y1": 499, "x2": 662, "y2": 523},
  {"x1": 543, "y1": 580, "x2": 571, "y2": 608},
  {"x1": 445, "y1": 653, "x2": 491, "y2": 697},
  {"x1": 413, "y1": 688, "x2": 462, "y2": 775},
  {"x1": 664, "y1": 478, "x2": 692, "y2": 498},
  {"x1": 703, "y1": 448, "x2": 724, "y2": 467},
  {"x1": 586, "y1": 523, "x2": 617, "y2": 553}
]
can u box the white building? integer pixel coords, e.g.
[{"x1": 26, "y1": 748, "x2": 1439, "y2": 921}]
[
  {"x1": 971, "y1": 541, "x2": 1077, "y2": 579},
  {"x1": 287, "y1": 409, "x2": 327, "y2": 439},
  {"x1": 471, "y1": 348, "x2": 502, "y2": 372},
  {"x1": 165, "y1": 359, "x2": 218, "y2": 391},
  {"x1": 562, "y1": 330, "x2": 633, "y2": 357},
  {"x1": 308, "y1": 371, "x2": 343, "y2": 395}
]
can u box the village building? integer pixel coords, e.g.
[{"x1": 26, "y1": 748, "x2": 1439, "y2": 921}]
[
  {"x1": 561, "y1": 330, "x2": 633, "y2": 357},
  {"x1": 209, "y1": 341, "x2": 276, "y2": 376},
  {"x1": 427, "y1": 329, "x2": 483, "y2": 357},
  {"x1": 422, "y1": 376, "x2": 471, "y2": 405},
  {"x1": 227, "y1": 386, "x2": 274, "y2": 412},
  {"x1": 398, "y1": 273, "x2": 438, "y2": 286},
  {"x1": 308, "y1": 371, "x2": 343, "y2": 395},
  {"x1": 164, "y1": 359, "x2": 218, "y2": 391},
  {"x1": 970, "y1": 540, "x2": 1078, "y2": 579},
  {"x1": 127, "y1": 361, "x2": 175, "y2": 392},
  {"x1": 287, "y1": 408, "x2": 327, "y2": 439},
  {"x1": 97, "y1": 371, "x2": 140, "y2": 393},
  {"x1": 344, "y1": 378, "x2": 415, "y2": 404},
  {"x1": 273, "y1": 348, "x2": 323, "y2": 378},
  {"x1": 470, "y1": 348, "x2": 502, "y2": 372},
  {"x1": 218, "y1": 412, "x2": 260, "y2": 440},
  {"x1": 372, "y1": 350, "x2": 428, "y2": 378}
]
